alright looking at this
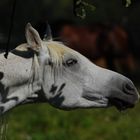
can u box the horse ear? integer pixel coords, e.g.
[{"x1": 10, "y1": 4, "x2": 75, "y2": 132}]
[
  {"x1": 43, "y1": 23, "x2": 53, "y2": 41},
  {"x1": 25, "y1": 23, "x2": 42, "y2": 51}
]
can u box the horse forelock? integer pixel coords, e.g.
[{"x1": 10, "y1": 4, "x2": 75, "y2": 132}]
[{"x1": 45, "y1": 41, "x2": 77, "y2": 67}]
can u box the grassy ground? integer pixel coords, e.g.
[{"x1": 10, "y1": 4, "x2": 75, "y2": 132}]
[{"x1": 3, "y1": 97, "x2": 140, "y2": 140}]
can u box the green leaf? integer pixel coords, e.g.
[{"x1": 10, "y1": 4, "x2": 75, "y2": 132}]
[
  {"x1": 74, "y1": 0, "x2": 96, "y2": 19},
  {"x1": 75, "y1": 7, "x2": 86, "y2": 19},
  {"x1": 82, "y1": 1, "x2": 96, "y2": 11},
  {"x1": 125, "y1": 0, "x2": 131, "y2": 7}
]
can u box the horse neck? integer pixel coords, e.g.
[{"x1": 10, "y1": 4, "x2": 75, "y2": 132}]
[{"x1": 0, "y1": 52, "x2": 41, "y2": 92}]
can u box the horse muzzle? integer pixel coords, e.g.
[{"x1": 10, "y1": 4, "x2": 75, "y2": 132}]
[{"x1": 108, "y1": 79, "x2": 139, "y2": 111}]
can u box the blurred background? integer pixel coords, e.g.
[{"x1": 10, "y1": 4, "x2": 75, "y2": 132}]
[{"x1": 0, "y1": 0, "x2": 140, "y2": 140}]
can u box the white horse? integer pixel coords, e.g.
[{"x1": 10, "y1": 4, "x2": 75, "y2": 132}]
[{"x1": 0, "y1": 23, "x2": 139, "y2": 115}]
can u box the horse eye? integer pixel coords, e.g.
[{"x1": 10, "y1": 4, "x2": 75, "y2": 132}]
[{"x1": 65, "y1": 59, "x2": 77, "y2": 67}]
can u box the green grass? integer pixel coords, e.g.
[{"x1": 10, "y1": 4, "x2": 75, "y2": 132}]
[{"x1": 3, "y1": 99, "x2": 140, "y2": 140}]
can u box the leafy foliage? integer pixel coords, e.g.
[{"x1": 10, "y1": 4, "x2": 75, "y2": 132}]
[
  {"x1": 125, "y1": 0, "x2": 131, "y2": 7},
  {"x1": 74, "y1": 0, "x2": 132, "y2": 19},
  {"x1": 73, "y1": 0, "x2": 96, "y2": 19}
]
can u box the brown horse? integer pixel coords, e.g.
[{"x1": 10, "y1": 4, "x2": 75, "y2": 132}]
[{"x1": 58, "y1": 23, "x2": 136, "y2": 73}]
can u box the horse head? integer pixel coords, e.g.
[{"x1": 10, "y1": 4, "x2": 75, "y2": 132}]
[
  {"x1": 24, "y1": 23, "x2": 139, "y2": 111},
  {"x1": 0, "y1": 23, "x2": 139, "y2": 115}
]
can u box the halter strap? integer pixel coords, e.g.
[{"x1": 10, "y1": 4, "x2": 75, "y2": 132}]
[{"x1": 4, "y1": 0, "x2": 17, "y2": 59}]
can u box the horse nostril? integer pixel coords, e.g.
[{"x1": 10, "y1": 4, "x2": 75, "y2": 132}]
[
  {"x1": 125, "y1": 83, "x2": 135, "y2": 91},
  {"x1": 123, "y1": 83, "x2": 135, "y2": 95}
]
